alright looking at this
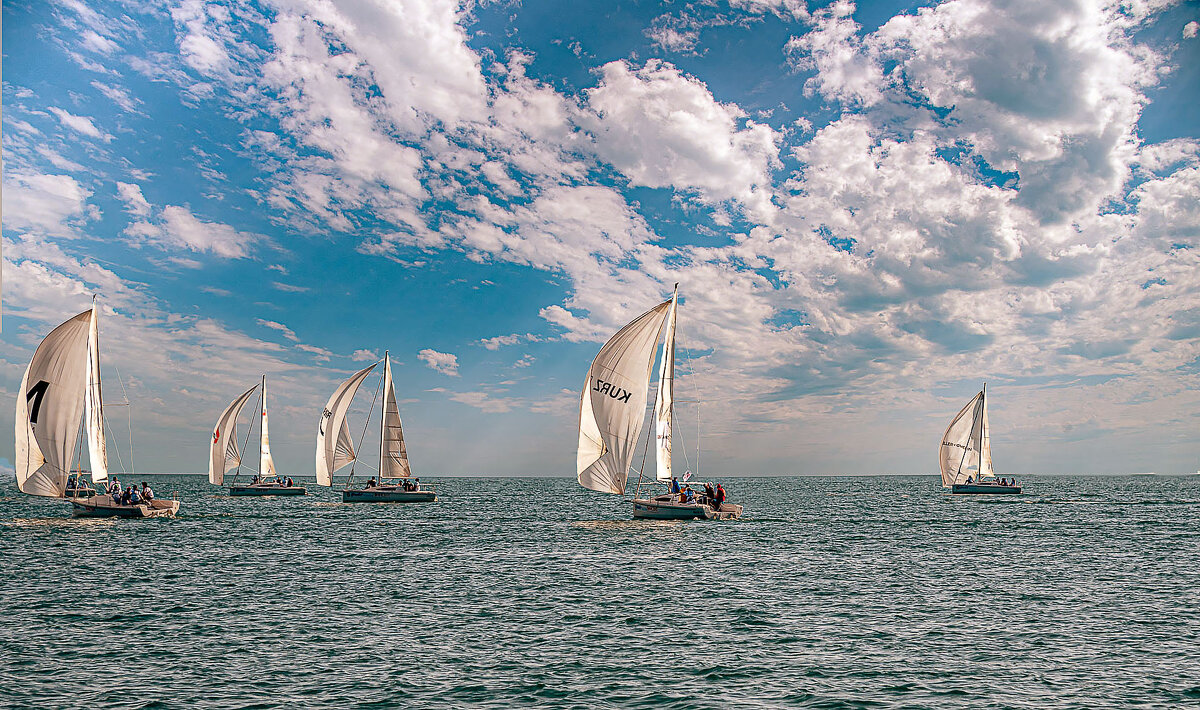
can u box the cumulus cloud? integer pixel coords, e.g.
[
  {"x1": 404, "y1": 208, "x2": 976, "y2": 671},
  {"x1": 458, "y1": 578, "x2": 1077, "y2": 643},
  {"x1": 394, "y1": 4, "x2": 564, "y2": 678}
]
[
  {"x1": 584, "y1": 59, "x2": 780, "y2": 218},
  {"x1": 1184, "y1": 21, "x2": 1198, "y2": 38},
  {"x1": 418, "y1": 349, "x2": 460, "y2": 376},
  {"x1": 351, "y1": 349, "x2": 379, "y2": 362}
]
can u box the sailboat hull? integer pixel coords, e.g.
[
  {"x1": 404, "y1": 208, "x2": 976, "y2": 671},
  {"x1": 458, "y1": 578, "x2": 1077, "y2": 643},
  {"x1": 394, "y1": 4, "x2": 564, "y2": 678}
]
[
  {"x1": 71, "y1": 495, "x2": 180, "y2": 518},
  {"x1": 342, "y1": 486, "x2": 436, "y2": 503},
  {"x1": 632, "y1": 497, "x2": 742, "y2": 520},
  {"x1": 63, "y1": 487, "x2": 97, "y2": 499},
  {"x1": 950, "y1": 483, "x2": 1021, "y2": 495},
  {"x1": 229, "y1": 484, "x2": 307, "y2": 496}
]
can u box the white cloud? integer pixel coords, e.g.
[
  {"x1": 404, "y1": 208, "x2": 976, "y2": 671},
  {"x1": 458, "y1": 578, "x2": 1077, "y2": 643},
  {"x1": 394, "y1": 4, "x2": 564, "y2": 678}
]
[
  {"x1": 786, "y1": 0, "x2": 883, "y2": 106},
  {"x1": 116, "y1": 182, "x2": 152, "y2": 217},
  {"x1": 271, "y1": 281, "x2": 309, "y2": 293},
  {"x1": 47, "y1": 107, "x2": 111, "y2": 141},
  {"x1": 418, "y1": 348, "x2": 460, "y2": 376},
  {"x1": 124, "y1": 204, "x2": 264, "y2": 259},
  {"x1": 1, "y1": 173, "x2": 97, "y2": 239},
  {"x1": 257, "y1": 318, "x2": 299, "y2": 341},
  {"x1": 351, "y1": 349, "x2": 379, "y2": 362},
  {"x1": 1184, "y1": 21, "x2": 1198, "y2": 38},
  {"x1": 91, "y1": 81, "x2": 142, "y2": 113},
  {"x1": 584, "y1": 59, "x2": 780, "y2": 218}
]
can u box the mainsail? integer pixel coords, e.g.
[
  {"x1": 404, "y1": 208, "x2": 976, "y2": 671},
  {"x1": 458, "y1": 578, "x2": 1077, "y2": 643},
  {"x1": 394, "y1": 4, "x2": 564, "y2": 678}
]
[
  {"x1": 84, "y1": 302, "x2": 109, "y2": 483},
  {"x1": 14, "y1": 309, "x2": 93, "y2": 497},
  {"x1": 653, "y1": 287, "x2": 678, "y2": 482},
  {"x1": 260, "y1": 376, "x2": 277, "y2": 480},
  {"x1": 209, "y1": 384, "x2": 259, "y2": 485},
  {"x1": 938, "y1": 387, "x2": 993, "y2": 486},
  {"x1": 577, "y1": 299, "x2": 673, "y2": 495},
  {"x1": 315, "y1": 362, "x2": 377, "y2": 486},
  {"x1": 380, "y1": 354, "x2": 411, "y2": 479}
]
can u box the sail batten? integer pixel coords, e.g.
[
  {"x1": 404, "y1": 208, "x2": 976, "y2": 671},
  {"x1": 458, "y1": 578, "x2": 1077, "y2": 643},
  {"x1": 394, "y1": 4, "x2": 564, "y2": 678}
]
[
  {"x1": 315, "y1": 362, "x2": 377, "y2": 486},
  {"x1": 209, "y1": 384, "x2": 259, "y2": 485},
  {"x1": 577, "y1": 299, "x2": 673, "y2": 495}
]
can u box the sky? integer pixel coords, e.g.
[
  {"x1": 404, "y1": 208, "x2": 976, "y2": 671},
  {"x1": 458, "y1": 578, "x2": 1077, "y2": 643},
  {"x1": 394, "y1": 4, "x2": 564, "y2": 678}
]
[{"x1": 2, "y1": 0, "x2": 1199, "y2": 478}]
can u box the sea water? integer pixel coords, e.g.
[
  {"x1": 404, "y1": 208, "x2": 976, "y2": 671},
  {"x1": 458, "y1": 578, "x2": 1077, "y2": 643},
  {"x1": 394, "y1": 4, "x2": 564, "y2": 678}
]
[{"x1": 1, "y1": 474, "x2": 1198, "y2": 708}]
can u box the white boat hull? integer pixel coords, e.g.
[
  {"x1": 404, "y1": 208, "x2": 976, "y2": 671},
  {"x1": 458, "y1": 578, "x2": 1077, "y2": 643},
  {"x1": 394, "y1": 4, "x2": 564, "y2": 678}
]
[
  {"x1": 228, "y1": 484, "x2": 306, "y2": 496},
  {"x1": 342, "y1": 486, "x2": 436, "y2": 503},
  {"x1": 632, "y1": 496, "x2": 742, "y2": 520},
  {"x1": 71, "y1": 495, "x2": 180, "y2": 518},
  {"x1": 951, "y1": 483, "x2": 1022, "y2": 495}
]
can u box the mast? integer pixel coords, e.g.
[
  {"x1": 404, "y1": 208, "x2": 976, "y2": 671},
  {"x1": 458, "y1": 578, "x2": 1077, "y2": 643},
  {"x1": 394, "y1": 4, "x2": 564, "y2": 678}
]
[{"x1": 379, "y1": 351, "x2": 388, "y2": 483}]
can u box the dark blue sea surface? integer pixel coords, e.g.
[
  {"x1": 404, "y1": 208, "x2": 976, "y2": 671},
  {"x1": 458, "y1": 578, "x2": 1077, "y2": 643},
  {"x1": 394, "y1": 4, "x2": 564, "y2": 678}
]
[{"x1": 1, "y1": 474, "x2": 1198, "y2": 708}]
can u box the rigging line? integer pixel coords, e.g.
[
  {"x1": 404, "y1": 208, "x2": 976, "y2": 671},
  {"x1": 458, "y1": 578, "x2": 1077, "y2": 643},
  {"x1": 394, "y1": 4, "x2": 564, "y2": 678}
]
[
  {"x1": 234, "y1": 384, "x2": 261, "y2": 485},
  {"x1": 109, "y1": 361, "x2": 136, "y2": 476},
  {"x1": 102, "y1": 416, "x2": 129, "y2": 478},
  {"x1": 348, "y1": 363, "x2": 385, "y2": 487}
]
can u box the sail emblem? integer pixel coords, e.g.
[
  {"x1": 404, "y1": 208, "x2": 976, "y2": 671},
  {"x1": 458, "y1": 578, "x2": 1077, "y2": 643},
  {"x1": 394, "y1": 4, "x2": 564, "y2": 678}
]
[
  {"x1": 213, "y1": 429, "x2": 220, "y2": 443},
  {"x1": 26, "y1": 381, "x2": 50, "y2": 425}
]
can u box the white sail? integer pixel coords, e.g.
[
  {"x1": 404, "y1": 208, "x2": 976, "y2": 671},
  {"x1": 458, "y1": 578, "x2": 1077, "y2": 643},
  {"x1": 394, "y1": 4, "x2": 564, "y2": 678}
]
[
  {"x1": 260, "y1": 376, "x2": 277, "y2": 479},
  {"x1": 209, "y1": 384, "x2": 259, "y2": 485},
  {"x1": 84, "y1": 302, "x2": 109, "y2": 483},
  {"x1": 939, "y1": 389, "x2": 987, "y2": 487},
  {"x1": 380, "y1": 354, "x2": 411, "y2": 479},
  {"x1": 14, "y1": 310, "x2": 92, "y2": 497},
  {"x1": 979, "y1": 389, "x2": 994, "y2": 479},
  {"x1": 315, "y1": 362, "x2": 377, "y2": 486},
  {"x1": 654, "y1": 287, "x2": 678, "y2": 482},
  {"x1": 577, "y1": 299, "x2": 673, "y2": 495}
]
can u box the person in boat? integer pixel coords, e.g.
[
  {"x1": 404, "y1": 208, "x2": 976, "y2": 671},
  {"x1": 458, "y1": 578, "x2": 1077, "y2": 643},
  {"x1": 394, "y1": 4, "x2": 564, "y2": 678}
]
[
  {"x1": 108, "y1": 477, "x2": 121, "y2": 498},
  {"x1": 966, "y1": 475, "x2": 974, "y2": 484},
  {"x1": 129, "y1": 485, "x2": 142, "y2": 505},
  {"x1": 714, "y1": 483, "x2": 726, "y2": 510},
  {"x1": 669, "y1": 476, "x2": 681, "y2": 499},
  {"x1": 703, "y1": 482, "x2": 716, "y2": 506},
  {"x1": 66, "y1": 474, "x2": 77, "y2": 491},
  {"x1": 141, "y1": 482, "x2": 154, "y2": 501},
  {"x1": 251, "y1": 473, "x2": 261, "y2": 484}
]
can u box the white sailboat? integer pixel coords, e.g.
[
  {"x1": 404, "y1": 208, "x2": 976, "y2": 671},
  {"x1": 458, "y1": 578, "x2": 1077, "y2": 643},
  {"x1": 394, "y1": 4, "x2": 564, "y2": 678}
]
[
  {"x1": 577, "y1": 285, "x2": 742, "y2": 520},
  {"x1": 315, "y1": 352, "x2": 435, "y2": 503},
  {"x1": 14, "y1": 300, "x2": 178, "y2": 518},
  {"x1": 939, "y1": 384, "x2": 1021, "y2": 494},
  {"x1": 211, "y1": 376, "x2": 306, "y2": 496}
]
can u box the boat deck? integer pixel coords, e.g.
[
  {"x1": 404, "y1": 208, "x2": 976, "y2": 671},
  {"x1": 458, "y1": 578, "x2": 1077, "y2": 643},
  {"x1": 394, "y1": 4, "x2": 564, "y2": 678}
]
[{"x1": 342, "y1": 485, "x2": 436, "y2": 503}]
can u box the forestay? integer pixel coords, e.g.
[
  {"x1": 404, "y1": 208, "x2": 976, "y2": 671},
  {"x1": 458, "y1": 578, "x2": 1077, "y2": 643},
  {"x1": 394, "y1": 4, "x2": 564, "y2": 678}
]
[
  {"x1": 577, "y1": 299, "x2": 672, "y2": 495},
  {"x1": 209, "y1": 384, "x2": 258, "y2": 485},
  {"x1": 14, "y1": 309, "x2": 92, "y2": 497},
  {"x1": 653, "y1": 289, "x2": 678, "y2": 482},
  {"x1": 315, "y1": 362, "x2": 376, "y2": 486},
  {"x1": 380, "y1": 355, "x2": 411, "y2": 479},
  {"x1": 84, "y1": 304, "x2": 109, "y2": 483},
  {"x1": 938, "y1": 389, "x2": 992, "y2": 486}
]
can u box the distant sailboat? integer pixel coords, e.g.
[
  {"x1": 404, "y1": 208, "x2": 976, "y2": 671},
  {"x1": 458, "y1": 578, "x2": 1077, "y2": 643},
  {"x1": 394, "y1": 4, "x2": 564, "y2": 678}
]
[
  {"x1": 315, "y1": 352, "x2": 435, "y2": 503},
  {"x1": 15, "y1": 300, "x2": 179, "y2": 518},
  {"x1": 211, "y1": 376, "x2": 306, "y2": 496},
  {"x1": 577, "y1": 285, "x2": 741, "y2": 520},
  {"x1": 939, "y1": 384, "x2": 1021, "y2": 494}
]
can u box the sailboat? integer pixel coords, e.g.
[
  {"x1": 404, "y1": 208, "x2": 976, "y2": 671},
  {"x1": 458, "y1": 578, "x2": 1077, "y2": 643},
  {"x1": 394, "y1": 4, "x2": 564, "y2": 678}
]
[
  {"x1": 210, "y1": 376, "x2": 306, "y2": 496},
  {"x1": 577, "y1": 285, "x2": 742, "y2": 520},
  {"x1": 15, "y1": 300, "x2": 179, "y2": 518},
  {"x1": 939, "y1": 384, "x2": 1021, "y2": 494},
  {"x1": 316, "y1": 352, "x2": 436, "y2": 503}
]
